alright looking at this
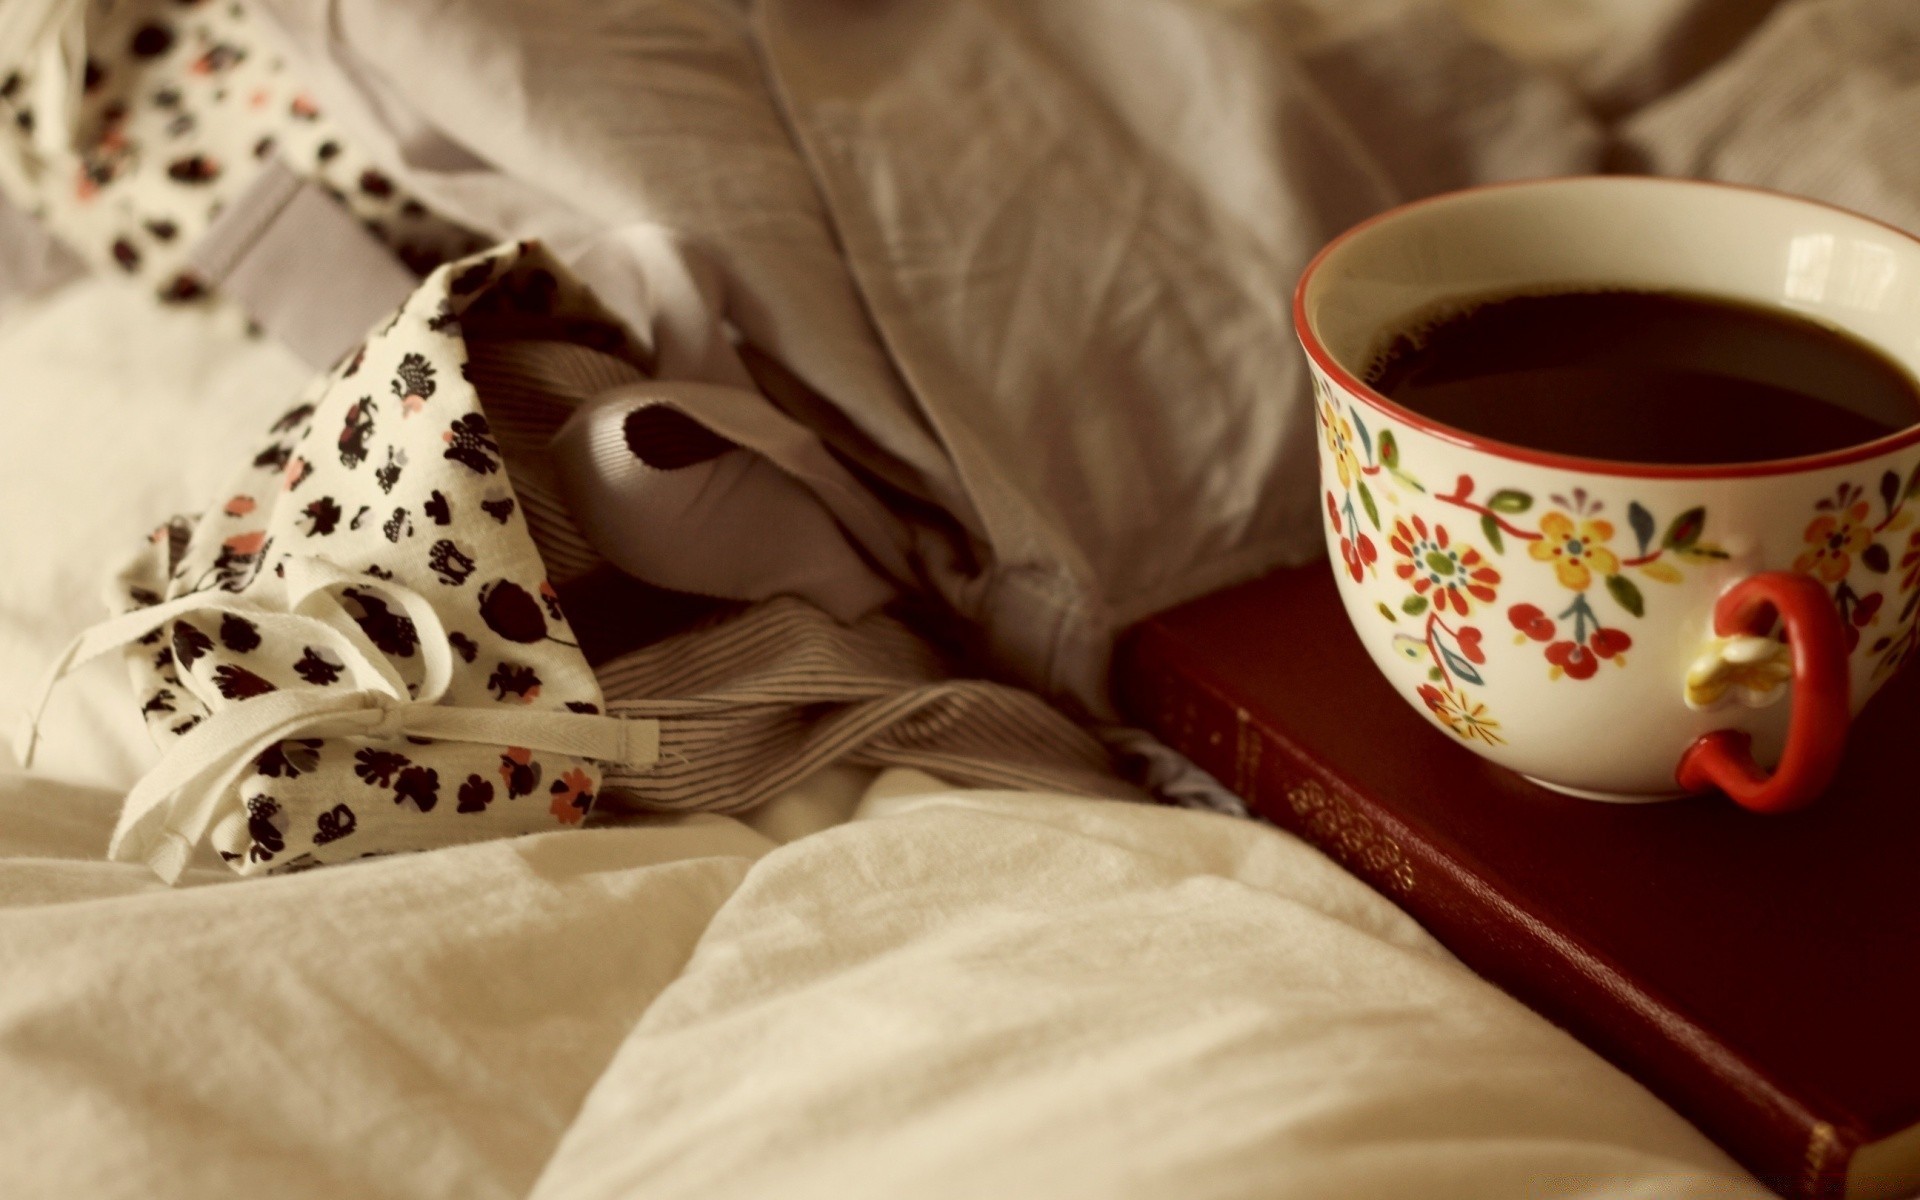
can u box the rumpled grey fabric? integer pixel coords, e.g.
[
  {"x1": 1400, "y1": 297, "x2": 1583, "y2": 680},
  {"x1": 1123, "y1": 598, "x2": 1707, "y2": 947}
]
[
  {"x1": 187, "y1": 159, "x2": 420, "y2": 369},
  {"x1": 7, "y1": 0, "x2": 1903, "y2": 725},
  {"x1": 1451, "y1": 0, "x2": 1792, "y2": 116},
  {"x1": 1618, "y1": 0, "x2": 1920, "y2": 231},
  {"x1": 755, "y1": 0, "x2": 1600, "y2": 704},
  {"x1": 235, "y1": 0, "x2": 1601, "y2": 715}
]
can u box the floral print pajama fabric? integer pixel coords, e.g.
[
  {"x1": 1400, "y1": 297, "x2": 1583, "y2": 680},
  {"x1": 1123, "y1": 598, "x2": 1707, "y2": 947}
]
[
  {"x1": 0, "y1": 0, "x2": 482, "y2": 306},
  {"x1": 114, "y1": 243, "x2": 641, "y2": 875}
]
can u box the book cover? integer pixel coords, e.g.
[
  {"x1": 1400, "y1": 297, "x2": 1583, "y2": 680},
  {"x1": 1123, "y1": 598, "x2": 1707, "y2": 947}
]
[{"x1": 1114, "y1": 563, "x2": 1920, "y2": 1200}]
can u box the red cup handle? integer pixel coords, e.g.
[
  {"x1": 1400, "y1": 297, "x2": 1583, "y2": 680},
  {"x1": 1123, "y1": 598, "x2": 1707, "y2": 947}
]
[{"x1": 1674, "y1": 571, "x2": 1851, "y2": 813}]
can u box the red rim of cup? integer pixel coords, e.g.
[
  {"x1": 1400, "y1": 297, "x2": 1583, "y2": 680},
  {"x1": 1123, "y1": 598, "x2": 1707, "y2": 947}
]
[{"x1": 1291, "y1": 175, "x2": 1920, "y2": 480}]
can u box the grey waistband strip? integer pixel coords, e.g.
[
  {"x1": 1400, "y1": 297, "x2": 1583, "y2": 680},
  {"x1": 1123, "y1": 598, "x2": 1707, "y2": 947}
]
[{"x1": 186, "y1": 157, "x2": 418, "y2": 368}]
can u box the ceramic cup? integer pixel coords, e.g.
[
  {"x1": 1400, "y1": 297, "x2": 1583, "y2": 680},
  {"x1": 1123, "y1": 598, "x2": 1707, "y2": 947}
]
[{"x1": 1293, "y1": 176, "x2": 1920, "y2": 811}]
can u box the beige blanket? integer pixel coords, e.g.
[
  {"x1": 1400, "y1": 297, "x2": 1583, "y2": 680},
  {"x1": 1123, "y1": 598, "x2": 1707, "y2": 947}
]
[{"x1": 0, "y1": 761, "x2": 1768, "y2": 1200}]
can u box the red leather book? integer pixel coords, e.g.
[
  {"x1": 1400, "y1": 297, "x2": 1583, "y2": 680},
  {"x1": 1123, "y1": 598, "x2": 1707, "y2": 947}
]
[{"x1": 1114, "y1": 563, "x2": 1920, "y2": 1200}]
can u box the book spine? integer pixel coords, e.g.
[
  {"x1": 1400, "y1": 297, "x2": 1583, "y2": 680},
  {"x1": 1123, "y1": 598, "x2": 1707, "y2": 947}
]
[{"x1": 1114, "y1": 624, "x2": 1857, "y2": 1200}]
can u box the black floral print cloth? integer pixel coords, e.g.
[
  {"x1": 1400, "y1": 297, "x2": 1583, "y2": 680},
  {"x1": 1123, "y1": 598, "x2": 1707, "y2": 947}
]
[
  {"x1": 0, "y1": 0, "x2": 482, "y2": 307},
  {"x1": 88, "y1": 242, "x2": 658, "y2": 879}
]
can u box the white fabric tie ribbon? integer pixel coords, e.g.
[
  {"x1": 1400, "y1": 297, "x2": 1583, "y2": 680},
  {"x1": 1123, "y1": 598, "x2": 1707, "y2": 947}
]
[{"x1": 19, "y1": 558, "x2": 657, "y2": 884}]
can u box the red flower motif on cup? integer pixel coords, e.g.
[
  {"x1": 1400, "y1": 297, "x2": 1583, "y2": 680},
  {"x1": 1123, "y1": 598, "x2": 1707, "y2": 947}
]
[
  {"x1": 1455, "y1": 626, "x2": 1486, "y2": 664},
  {"x1": 1543, "y1": 640, "x2": 1600, "y2": 680},
  {"x1": 1840, "y1": 590, "x2": 1884, "y2": 653},
  {"x1": 1542, "y1": 627, "x2": 1632, "y2": 680},
  {"x1": 1327, "y1": 491, "x2": 1378, "y2": 582},
  {"x1": 1507, "y1": 603, "x2": 1555, "y2": 643},
  {"x1": 1509, "y1": 602, "x2": 1630, "y2": 681},
  {"x1": 1901, "y1": 529, "x2": 1920, "y2": 593},
  {"x1": 1391, "y1": 515, "x2": 1499, "y2": 616}
]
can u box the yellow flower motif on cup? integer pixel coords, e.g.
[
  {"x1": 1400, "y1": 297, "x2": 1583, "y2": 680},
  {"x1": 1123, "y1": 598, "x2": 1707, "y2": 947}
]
[
  {"x1": 1684, "y1": 635, "x2": 1794, "y2": 711},
  {"x1": 1528, "y1": 511, "x2": 1620, "y2": 590},
  {"x1": 1319, "y1": 397, "x2": 1363, "y2": 490},
  {"x1": 1793, "y1": 501, "x2": 1873, "y2": 583}
]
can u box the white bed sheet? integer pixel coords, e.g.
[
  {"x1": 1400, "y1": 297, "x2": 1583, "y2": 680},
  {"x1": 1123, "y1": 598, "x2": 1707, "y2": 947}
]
[
  {"x1": 0, "y1": 277, "x2": 312, "y2": 790},
  {"x1": 0, "y1": 760, "x2": 1768, "y2": 1200},
  {"x1": 531, "y1": 773, "x2": 1767, "y2": 1200},
  {"x1": 0, "y1": 278, "x2": 1771, "y2": 1197}
]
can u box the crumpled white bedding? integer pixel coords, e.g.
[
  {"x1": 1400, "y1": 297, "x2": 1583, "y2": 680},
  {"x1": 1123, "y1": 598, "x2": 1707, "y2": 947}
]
[
  {"x1": 0, "y1": 279, "x2": 310, "y2": 791},
  {"x1": 0, "y1": 760, "x2": 1769, "y2": 1200},
  {"x1": 0, "y1": 278, "x2": 1771, "y2": 1199}
]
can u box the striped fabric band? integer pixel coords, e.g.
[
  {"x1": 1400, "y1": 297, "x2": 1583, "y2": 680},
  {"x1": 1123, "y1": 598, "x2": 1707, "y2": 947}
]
[{"x1": 596, "y1": 597, "x2": 1133, "y2": 811}]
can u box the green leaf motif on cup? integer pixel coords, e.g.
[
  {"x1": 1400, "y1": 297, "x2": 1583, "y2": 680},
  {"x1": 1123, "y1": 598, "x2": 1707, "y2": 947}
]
[
  {"x1": 1357, "y1": 481, "x2": 1381, "y2": 530},
  {"x1": 1673, "y1": 543, "x2": 1730, "y2": 563},
  {"x1": 1605, "y1": 573, "x2": 1645, "y2": 618},
  {"x1": 1627, "y1": 501, "x2": 1656, "y2": 557},
  {"x1": 1480, "y1": 512, "x2": 1505, "y2": 554},
  {"x1": 1487, "y1": 489, "x2": 1532, "y2": 514},
  {"x1": 1662, "y1": 506, "x2": 1707, "y2": 550}
]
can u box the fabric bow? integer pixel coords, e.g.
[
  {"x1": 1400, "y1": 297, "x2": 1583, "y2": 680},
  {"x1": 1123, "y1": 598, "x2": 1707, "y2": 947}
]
[{"x1": 19, "y1": 557, "x2": 657, "y2": 884}]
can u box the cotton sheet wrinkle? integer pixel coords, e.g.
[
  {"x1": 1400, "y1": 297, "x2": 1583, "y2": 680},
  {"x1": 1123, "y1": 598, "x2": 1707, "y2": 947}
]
[
  {"x1": 1280, "y1": 2, "x2": 1606, "y2": 194},
  {"x1": 0, "y1": 189, "x2": 80, "y2": 320},
  {"x1": 0, "y1": 279, "x2": 312, "y2": 793},
  {"x1": 529, "y1": 774, "x2": 1769, "y2": 1200},
  {"x1": 0, "y1": 765, "x2": 786, "y2": 1200}
]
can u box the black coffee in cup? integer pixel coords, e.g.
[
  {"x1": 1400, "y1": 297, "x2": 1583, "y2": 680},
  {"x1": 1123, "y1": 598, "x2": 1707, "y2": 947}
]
[{"x1": 1364, "y1": 290, "x2": 1920, "y2": 465}]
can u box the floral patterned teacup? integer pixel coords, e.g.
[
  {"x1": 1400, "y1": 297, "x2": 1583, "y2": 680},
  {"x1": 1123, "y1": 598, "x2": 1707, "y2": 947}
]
[{"x1": 1294, "y1": 177, "x2": 1920, "y2": 811}]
